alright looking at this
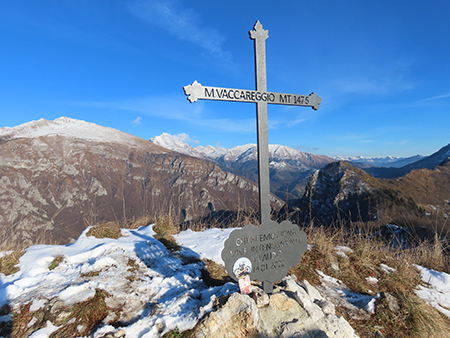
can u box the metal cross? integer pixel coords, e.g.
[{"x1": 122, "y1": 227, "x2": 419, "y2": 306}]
[{"x1": 184, "y1": 21, "x2": 321, "y2": 224}]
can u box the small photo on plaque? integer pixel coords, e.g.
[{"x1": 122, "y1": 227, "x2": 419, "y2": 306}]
[
  {"x1": 233, "y1": 257, "x2": 253, "y2": 295},
  {"x1": 233, "y1": 257, "x2": 252, "y2": 279}
]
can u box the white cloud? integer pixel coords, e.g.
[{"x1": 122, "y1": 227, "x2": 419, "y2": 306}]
[
  {"x1": 131, "y1": 116, "x2": 142, "y2": 125},
  {"x1": 128, "y1": 0, "x2": 231, "y2": 61},
  {"x1": 172, "y1": 133, "x2": 198, "y2": 144}
]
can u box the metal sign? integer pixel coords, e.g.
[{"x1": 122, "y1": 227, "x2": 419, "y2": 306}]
[
  {"x1": 184, "y1": 80, "x2": 321, "y2": 109},
  {"x1": 183, "y1": 21, "x2": 319, "y2": 293}
]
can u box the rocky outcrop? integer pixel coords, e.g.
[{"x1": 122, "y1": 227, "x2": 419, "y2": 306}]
[
  {"x1": 287, "y1": 161, "x2": 376, "y2": 225},
  {"x1": 285, "y1": 159, "x2": 450, "y2": 228},
  {"x1": 0, "y1": 118, "x2": 283, "y2": 245},
  {"x1": 193, "y1": 277, "x2": 358, "y2": 338}
]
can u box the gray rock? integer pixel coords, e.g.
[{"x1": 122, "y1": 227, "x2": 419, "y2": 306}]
[
  {"x1": 193, "y1": 277, "x2": 359, "y2": 338},
  {"x1": 301, "y1": 280, "x2": 325, "y2": 303},
  {"x1": 380, "y1": 292, "x2": 399, "y2": 312},
  {"x1": 250, "y1": 285, "x2": 270, "y2": 308},
  {"x1": 193, "y1": 292, "x2": 261, "y2": 338},
  {"x1": 315, "y1": 299, "x2": 336, "y2": 316}
]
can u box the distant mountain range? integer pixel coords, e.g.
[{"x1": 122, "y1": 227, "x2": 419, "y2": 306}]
[
  {"x1": 151, "y1": 132, "x2": 450, "y2": 230},
  {"x1": 150, "y1": 133, "x2": 446, "y2": 199},
  {"x1": 334, "y1": 155, "x2": 426, "y2": 168},
  {"x1": 362, "y1": 143, "x2": 450, "y2": 178},
  {"x1": 151, "y1": 133, "x2": 426, "y2": 169},
  {"x1": 151, "y1": 133, "x2": 335, "y2": 200}
]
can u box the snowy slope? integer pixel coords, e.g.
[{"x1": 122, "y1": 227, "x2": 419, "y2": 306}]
[
  {"x1": 1, "y1": 224, "x2": 449, "y2": 338},
  {"x1": 0, "y1": 117, "x2": 152, "y2": 148},
  {"x1": 0, "y1": 225, "x2": 238, "y2": 338}
]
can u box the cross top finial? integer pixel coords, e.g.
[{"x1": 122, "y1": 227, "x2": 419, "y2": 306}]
[{"x1": 249, "y1": 20, "x2": 268, "y2": 41}]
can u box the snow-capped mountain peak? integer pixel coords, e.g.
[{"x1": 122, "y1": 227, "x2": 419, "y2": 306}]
[
  {"x1": 0, "y1": 117, "x2": 148, "y2": 147},
  {"x1": 149, "y1": 133, "x2": 329, "y2": 165}
]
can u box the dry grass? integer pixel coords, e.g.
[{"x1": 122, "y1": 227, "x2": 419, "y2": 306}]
[
  {"x1": 125, "y1": 215, "x2": 153, "y2": 230},
  {"x1": 286, "y1": 223, "x2": 450, "y2": 338},
  {"x1": 0, "y1": 250, "x2": 25, "y2": 276},
  {"x1": 180, "y1": 208, "x2": 261, "y2": 232},
  {"x1": 48, "y1": 254, "x2": 64, "y2": 271},
  {"x1": 153, "y1": 214, "x2": 182, "y2": 252},
  {"x1": 162, "y1": 326, "x2": 194, "y2": 338},
  {"x1": 11, "y1": 289, "x2": 118, "y2": 338},
  {"x1": 201, "y1": 258, "x2": 232, "y2": 287},
  {"x1": 85, "y1": 221, "x2": 122, "y2": 239},
  {"x1": 55, "y1": 289, "x2": 114, "y2": 337},
  {"x1": 153, "y1": 214, "x2": 180, "y2": 238}
]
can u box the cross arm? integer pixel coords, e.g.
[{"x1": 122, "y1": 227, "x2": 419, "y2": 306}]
[{"x1": 183, "y1": 80, "x2": 321, "y2": 110}]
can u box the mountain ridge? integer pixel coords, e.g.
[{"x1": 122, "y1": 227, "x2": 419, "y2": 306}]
[
  {"x1": 0, "y1": 118, "x2": 281, "y2": 246},
  {"x1": 363, "y1": 143, "x2": 450, "y2": 178},
  {"x1": 150, "y1": 133, "x2": 336, "y2": 200},
  {"x1": 288, "y1": 159, "x2": 450, "y2": 230}
]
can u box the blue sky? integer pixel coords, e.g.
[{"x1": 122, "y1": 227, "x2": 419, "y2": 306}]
[{"x1": 1, "y1": 0, "x2": 449, "y2": 158}]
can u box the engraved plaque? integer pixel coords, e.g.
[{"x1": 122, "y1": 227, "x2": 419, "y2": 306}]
[{"x1": 222, "y1": 220, "x2": 307, "y2": 293}]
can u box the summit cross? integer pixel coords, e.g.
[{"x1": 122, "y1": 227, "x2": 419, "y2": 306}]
[{"x1": 183, "y1": 20, "x2": 321, "y2": 224}]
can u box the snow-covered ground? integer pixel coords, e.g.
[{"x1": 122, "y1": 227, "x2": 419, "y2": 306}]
[
  {"x1": 0, "y1": 226, "x2": 238, "y2": 338},
  {"x1": 1, "y1": 224, "x2": 450, "y2": 338}
]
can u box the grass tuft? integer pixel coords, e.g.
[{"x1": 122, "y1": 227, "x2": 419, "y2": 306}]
[
  {"x1": 86, "y1": 222, "x2": 122, "y2": 239},
  {"x1": 162, "y1": 326, "x2": 193, "y2": 338},
  {"x1": 153, "y1": 215, "x2": 181, "y2": 252},
  {"x1": 50, "y1": 289, "x2": 115, "y2": 338},
  {"x1": 48, "y1": 254, "x2": 64, "y2": 270},
  {"x1": 201, "y1": 258, "x2": 232, "y2": 287},
  {"x1": 11, "y1": 289, "x2": 119, "y2": 338},
  {"x1": 0, "y1": 250, "x2": 25, "y2": 276}
]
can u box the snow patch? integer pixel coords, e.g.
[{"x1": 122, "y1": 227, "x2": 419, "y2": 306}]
[{"x1": 415, "y1": 265, "x2": 450, "y2": 318}]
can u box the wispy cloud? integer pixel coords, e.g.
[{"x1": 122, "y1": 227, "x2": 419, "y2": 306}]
[
  {"x1": 171, "y1": 133, "x2": 199, "y2": 144},
  {"x1": 416, "y1": 92, "x2": 450, "y2": 103},
  {"x1": 295, "y1": 145, "x2": 319, "y2": 152},
  {"x1": 131, "y1": 116, "x2": 142, "y2": 125},
  {"x1": 128, "y1": 0, "x2": 231, "y2": 61},
  {"x1": 74, "y1": 95, "x2": 255, "y2": 133},
  {"x1": 287, "y1": 118, "x2": 306, "y2": 127},
  {"x1": 384, "y1": 140, "x2": 410, "y2": 145}
]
